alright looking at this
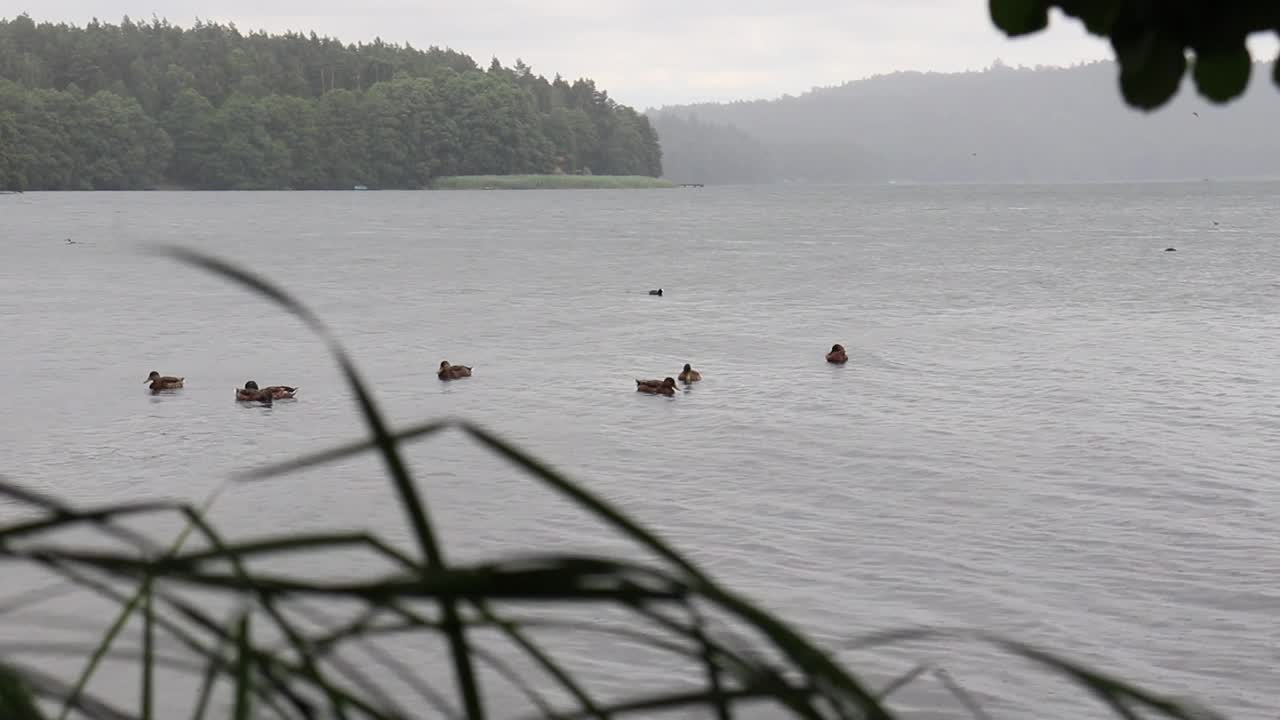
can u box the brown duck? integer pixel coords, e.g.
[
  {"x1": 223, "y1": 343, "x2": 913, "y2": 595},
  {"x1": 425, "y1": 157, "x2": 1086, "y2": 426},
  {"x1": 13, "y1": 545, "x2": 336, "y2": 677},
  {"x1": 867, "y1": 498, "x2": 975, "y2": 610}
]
[
  {"x1": 236, "y1": 380, "x2": 297, "y2": 401},
  {"x1": 145, "y1": 371, "x2": 184, "y2": 390},
  {"x1": 438, "y1": 361, "x2": 473, "y2": 380},
  {"x1": 678, "y1": 363, "x2": 702, "y2": 383},
  {"x1": 825, "y1": 344, "x2": 848, "y2": 365},
  {"x1": 636, "y1": 377, "x2": 678, "y2": 396}
]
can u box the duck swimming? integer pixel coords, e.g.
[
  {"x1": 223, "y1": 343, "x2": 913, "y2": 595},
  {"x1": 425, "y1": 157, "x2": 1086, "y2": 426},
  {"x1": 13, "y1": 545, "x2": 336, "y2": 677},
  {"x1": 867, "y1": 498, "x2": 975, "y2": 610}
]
[
  {"x1": 636, "y1": 377, "x2": 678, "y2": 396},
  {"x1": 825, "y1": 344, "x2": 848, "y2": 364},
  {"x1": 678, "y1": 363, "x2": 702, "y2": 383},
  {"x1": 438, "y1": 361, "x2": 472, "y2": 380},
  {"x1": 236, "y1": 380, "x2": 297, "y2": 401},
  {"x1": 235, "y1": 384, "x2": 274, "y2": 406},
  {"x1": 145, "y1": 371, "x2": 184, "y2": 390},
  {"x1": 649, "y1": 289, "x2": 663, "y2": 296}
]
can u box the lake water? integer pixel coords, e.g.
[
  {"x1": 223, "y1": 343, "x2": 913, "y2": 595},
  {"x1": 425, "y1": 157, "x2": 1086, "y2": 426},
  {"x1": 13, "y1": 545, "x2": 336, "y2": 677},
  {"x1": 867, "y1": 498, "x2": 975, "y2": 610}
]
[{"x1": 1, "y1": 183, "x2": 1278, "y2": 719}]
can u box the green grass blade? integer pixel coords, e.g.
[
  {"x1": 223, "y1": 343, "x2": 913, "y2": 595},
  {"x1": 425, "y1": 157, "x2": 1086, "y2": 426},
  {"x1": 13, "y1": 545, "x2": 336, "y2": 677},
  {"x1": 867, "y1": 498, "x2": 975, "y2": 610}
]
[
  {"x1": 171, "y1": 532, "x2": 399, "y2": 565},
  {"x1": 0, "y1": 500, "x2": 183, "y2": 542},
  {"x1": 56, "y1": 575, "x2": 153, "y2": 720},
  {"x1": 457, "y1": 422, "x2": 893, "y2": 719},
  {"x1": 1, "y1": 642, "x2": 208, "y2": 674},
  {"x1": 516, "y1": 683, "x2": 819, "y2": 720},
  {"x1": 471, "y1": 618, "x2": 699, "y2": 660},
  {"x1": 189, "y1": 629, "x2": 228, "y2": 720},
  {"x1": 152, "y1": 589, "x2": 377, "y2": 719},
  {"x1": 875, "y1": 664, "x2": 930, "y2": 701},
  {"x1": 984, "y1": 635, "x2": 1203, "y2": 719},
  {"x1": 0, "y1": 477, "x2": 165, "y2": 552},
  {"x1": 233, "y1": 612, "x2": 252, "y2": 720},
  {"x1": 310, "y1": 606, "x2": 734, "y2": 712},
  {"x1": 158, "y1": 246, "x2": 485, "y2": 720},
  {"x1": 141, "y1": 585, "x2": 155, "y2": 720},
  {"x1": 302, "y1": 605, "x2": 461, "y2": 719},
  {"x1": 54, "y1": 484, "x2": 228, "y2": 720},
  {"x1": 0, "y1": 663, "x2": 47, "y2": 720},
  {"x1": 170, "y1": 508, "x2": 357, "y2": 720},
  {"x1": 467, "y1": 602, "x2": 602, "y2": 719},
  {"x1": 932, "y1": 669, "x2": 992, "y2": 720},
  {"x1": 21, "y1": 551, "x2": 689, "y2": 604},
  {"x1": 0, "y1": 475, "x2": 75, "y2": 511},
  {"x1": 620, "y1": 601, "x2": 825, "y2": 720},
  {"x1": 839, "y1": 627, "x2": 952, "y2": 651},
  {"x1": 690, "y1": 605, "x2": 731, "y2": 720},
  {"x1": 32, "y1": 558, "x2": 303, "y2": 719},
  {"x1": 466, "y1": 645, "x2": 564, "y2": 720},
  {"x1": 0, "y1": 581, "x2": 81, "y2": 615},
  {"x1": 835, "y1": 628, "x2": 1202, "y2": 718},
  {"x1": 457, "y1": 422, "x2": 703, "y2": 578},
  {"x1": 235, "y1": 419, "x2": 452, "y2": 481},
  {"x1": 3, "y1": 661, "x2": 132, "y2": 720}
]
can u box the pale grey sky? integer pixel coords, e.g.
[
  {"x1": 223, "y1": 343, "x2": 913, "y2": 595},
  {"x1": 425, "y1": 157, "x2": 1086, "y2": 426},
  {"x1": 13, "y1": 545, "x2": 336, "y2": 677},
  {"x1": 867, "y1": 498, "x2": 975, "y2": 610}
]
[{"x1": 15, "y1": 2, "x2": 1280, "y2": 109}]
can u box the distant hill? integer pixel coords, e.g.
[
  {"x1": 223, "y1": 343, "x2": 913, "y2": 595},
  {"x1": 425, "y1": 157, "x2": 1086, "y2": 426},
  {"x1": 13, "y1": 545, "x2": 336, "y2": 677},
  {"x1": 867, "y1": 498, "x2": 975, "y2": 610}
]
[{"x1": 648, "y1": 60, "x2": 1280, "y2": 185}]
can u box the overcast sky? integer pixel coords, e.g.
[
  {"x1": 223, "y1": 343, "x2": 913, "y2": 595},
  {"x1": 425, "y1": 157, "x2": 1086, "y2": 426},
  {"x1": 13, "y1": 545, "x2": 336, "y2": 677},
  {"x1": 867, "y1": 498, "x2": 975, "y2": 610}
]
[{"x1": 16, "y1": 2, "x2": 1280, "y2": 109}]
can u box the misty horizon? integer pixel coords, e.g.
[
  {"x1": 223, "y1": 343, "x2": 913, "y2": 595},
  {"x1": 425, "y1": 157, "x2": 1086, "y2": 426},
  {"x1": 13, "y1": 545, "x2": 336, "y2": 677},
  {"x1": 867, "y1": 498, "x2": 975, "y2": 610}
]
[
  {"x1": 10, "y1": 8, "x2": 1280, "y2": 110},
  {"x1": 5, "y1": 11, "x2": 1280, "y2": 191},
  {"x1": 650, "y1": 59, "x2": 1280, "y2": 185},
  {"x1": 19, "y1": 4, "x2": 1278, "y2": 110}
]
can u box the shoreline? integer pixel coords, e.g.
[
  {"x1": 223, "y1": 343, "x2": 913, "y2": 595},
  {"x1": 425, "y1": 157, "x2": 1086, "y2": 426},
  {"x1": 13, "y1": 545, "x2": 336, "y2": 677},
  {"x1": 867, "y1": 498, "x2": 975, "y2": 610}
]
[{"x1": 429, "y1": 174, "x2": 675, "y2": 190}]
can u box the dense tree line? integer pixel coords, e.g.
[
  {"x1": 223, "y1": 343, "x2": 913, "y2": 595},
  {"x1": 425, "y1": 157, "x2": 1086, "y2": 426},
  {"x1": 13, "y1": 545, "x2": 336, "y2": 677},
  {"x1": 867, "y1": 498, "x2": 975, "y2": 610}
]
[{"x1": 0, "y1": 15, "x2": 662, "y2": 190}]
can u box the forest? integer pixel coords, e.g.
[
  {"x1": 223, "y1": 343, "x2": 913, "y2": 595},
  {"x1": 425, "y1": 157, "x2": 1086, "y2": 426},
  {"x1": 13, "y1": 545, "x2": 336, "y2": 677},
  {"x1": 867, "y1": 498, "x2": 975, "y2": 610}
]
[
  {"x1": 0, "y1": 15, "x2": 663, "y2": 190},
  {"x1": 650, "y1": 59, "x2": 1280, "y2": 185}
]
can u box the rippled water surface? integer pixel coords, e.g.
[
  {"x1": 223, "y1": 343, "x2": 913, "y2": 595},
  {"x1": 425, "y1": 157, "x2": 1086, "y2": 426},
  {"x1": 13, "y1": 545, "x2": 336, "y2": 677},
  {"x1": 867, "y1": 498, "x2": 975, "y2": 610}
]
[{"x1": 2, "y1": 183, "x2": 1279, "y2": 718}]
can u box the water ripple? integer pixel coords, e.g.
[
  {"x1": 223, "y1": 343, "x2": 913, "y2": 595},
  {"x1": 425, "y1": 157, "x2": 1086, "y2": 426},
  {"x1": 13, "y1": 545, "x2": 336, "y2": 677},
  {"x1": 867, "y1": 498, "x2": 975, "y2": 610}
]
[{"x1": 2, "y1": 183, "x2": 1279, "y2": 718}]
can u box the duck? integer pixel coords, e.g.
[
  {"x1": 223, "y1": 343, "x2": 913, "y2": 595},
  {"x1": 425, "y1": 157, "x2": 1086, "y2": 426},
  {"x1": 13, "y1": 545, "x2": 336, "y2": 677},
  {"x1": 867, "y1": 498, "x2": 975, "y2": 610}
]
[
  {"x1": 825, "y1": 344, "x2": 849, "y2": 364},
  {"x1": 235, "y1": 385, "x2": 274, "y2": 406},
  {"x1": 636, "y1": 377, "x2": 678, "y2": 396},
  {"x1": 648, "y1": 289, "x2": 663, "y2": 296},
  {"x1": 438, "y1": 361, "x2": 473, "y2": 380},
  {"x1": 145, "y1": 371, "x2": 184, "y2": 390},
  {"x1": 678, "y1": 363, "x2": 702, "y2": 383},
  {"x1": 237, "y1": 380, "x2": 297, "y2": 401}
]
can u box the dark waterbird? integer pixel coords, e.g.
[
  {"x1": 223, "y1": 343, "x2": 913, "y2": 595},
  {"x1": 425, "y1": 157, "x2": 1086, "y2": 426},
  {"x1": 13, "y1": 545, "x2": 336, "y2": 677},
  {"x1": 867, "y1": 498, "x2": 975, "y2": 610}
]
[
  {"x1": 236, "y1": 380, "x2": 297, "y2": 401},
  {"x1": 438, "y1": 360, "x2": 473, "y2": 380},
  {"x1": 43, "y1": 245, "x2": 1206, "y2": 720},
  {"x1": 648, "y1": 288, "x2": 663, "y2": 296},
  {"x1": 145, "y1": 371, "x2": 184, "y2": 391},
  {"x1": 636, "y1": 377, "x2": 678, "y2": 396}
]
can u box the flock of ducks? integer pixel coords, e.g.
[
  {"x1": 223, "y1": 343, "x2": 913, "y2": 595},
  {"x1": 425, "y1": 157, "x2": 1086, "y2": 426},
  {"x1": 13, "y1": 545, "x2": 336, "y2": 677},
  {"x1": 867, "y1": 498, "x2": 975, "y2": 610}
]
[
  {"x1": 142, "y1": 361, "x2": 472, "y2": 404},
  {"x1": 634, "y1": 363, "x2": 702, "y2": 396},
  {"x1": 145, "y1": 345, "x2": 850, "y2": 403},
  {"x1": 634, "y1": 346, "x2": 847, "y2": 397},
  {"x1": 145, "y1": 370, "x2": 297, "y2": 405}
]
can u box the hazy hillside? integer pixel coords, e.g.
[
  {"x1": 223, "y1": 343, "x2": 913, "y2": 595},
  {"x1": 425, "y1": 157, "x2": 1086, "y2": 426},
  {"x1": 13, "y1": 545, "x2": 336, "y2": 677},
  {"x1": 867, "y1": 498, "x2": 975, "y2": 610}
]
[{"x1": 649, "y1": 60, "x2": 1280, "y2": 184}]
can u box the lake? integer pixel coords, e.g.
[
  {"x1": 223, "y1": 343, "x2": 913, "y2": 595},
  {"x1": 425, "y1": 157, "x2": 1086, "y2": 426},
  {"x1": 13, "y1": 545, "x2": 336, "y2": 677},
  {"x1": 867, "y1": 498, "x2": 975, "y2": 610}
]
[{"x1": 1, "y1": 183, "x2": 1277, "y2": 718}]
